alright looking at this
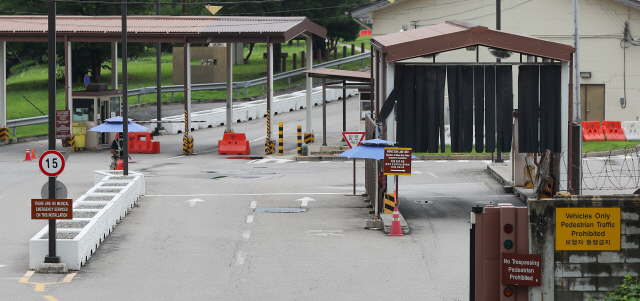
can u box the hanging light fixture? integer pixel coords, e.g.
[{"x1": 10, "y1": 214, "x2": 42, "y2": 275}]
[{"x1": 488, "y1": 47, "x2": 513, "y2": 59}]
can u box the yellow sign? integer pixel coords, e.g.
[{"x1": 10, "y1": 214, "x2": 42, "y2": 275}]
[
  {"x1": 556, "y1": 207, "x2": 620, "y2": 250},
  {"x1": 205, "y1": 6, "x2": 222, "y2": 16}
]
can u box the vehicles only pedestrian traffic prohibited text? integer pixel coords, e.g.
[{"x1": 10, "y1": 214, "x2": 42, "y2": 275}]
[{"x1": 39, "y1": 150, "x2": 65, "y2": 177}]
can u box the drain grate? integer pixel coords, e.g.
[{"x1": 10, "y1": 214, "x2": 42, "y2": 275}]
[{"x1": 255, "y1": 207, "x2": 307, "y2": 213}]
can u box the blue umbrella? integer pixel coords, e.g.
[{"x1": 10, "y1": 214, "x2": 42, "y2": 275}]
[{"x1": 88, "y1": 117, "x2": 148, "y2": 133}]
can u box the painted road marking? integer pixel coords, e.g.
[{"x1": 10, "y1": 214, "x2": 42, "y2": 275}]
[
  {"x1": 246, "y1": 215, "x2": 254, "y2": 223},
  {"x1": 426, "y1": 172, "x2": 439, "y2": 178},
  {"x1": 19, "y1": 271, "x2": 77, "y2": 292},
  {"x1": 457, "y1": 160, "x2": 470, "y2": 162},
  {"x1": 242, "y1": 230, "x2": 251, "y2": 240},
  {"x1": 305, "y1": 230, "x2": 344, "y2": 237},
  {"x1": 0, "y1": 265, "x2": 6, "y2": 268},
  {"x1": 185, "y1": 198, "x2": 204, "y2": 207},
  {"x1": 236, "y1": 251, "x2": 247, "y2": 265},
  {"x1": 146, "y1": 192, "x2": 344, "y2": 197},
  {"x1": 412, "y1": 171, "x2": 422, "y2": 174},
  {"x1": 296, "y1": 197, "x2": 316, "y2": 207},
  {"x1": 250, "y1": 201, "x2": 257, "y2": 209},
  {"x1": 435, "y1": 160, "x2": 447, "y2": 163},
  {"x1": 249, "y1": 136, "x2": 266, "y2": 143},
  {"x1": 44, "y1": 296, "x2": 58, "y2": 301},
  {"x1": 163, "y1": 155, "x2": 185, "y2": 160}
]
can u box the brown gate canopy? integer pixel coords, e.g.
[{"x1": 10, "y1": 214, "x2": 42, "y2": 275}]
[{"x1": 0, "y1": 15, "x2": 326, "y2": 42}]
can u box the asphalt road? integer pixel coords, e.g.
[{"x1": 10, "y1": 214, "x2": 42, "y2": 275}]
[{"x1": 0, "y1": 95, "x2": 525, "y2": 300}]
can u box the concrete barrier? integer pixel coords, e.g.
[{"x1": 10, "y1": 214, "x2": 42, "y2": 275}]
[
  {"x1": 29, "y1": 171, "x2": 145, "y2": 270},
  {"x1": 155, "y1": 86, "x2": 359, "y2": 135},
  {"x1": 622, "y1": 121, "x2": 640, "y2": 141}
]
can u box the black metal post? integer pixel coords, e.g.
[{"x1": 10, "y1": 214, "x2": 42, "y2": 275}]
[
  {"x1": 353, "y1": 158, "x2": 356, "y2": 195},
  {"x1": 343, "y1": 80, "x2": 346, "y2": 133},
  {"x1": 156, "y1": 0, "x2": 162, "y2": 134},
  {"x1": 322, "y1": 78, "x2": 327, "y2": 146},
  {"x1": 495, "y1": 0, "x2": 504, "y2": 163},
  {"x1": 470, "y1": 205, "x2": 483, "y2": 301},
  {"x1": 45, "y1": 0, "x2": 59, "y2": 264},
  {"x1": 122, "y1": 0, "x2": 129, "y2": 175}
]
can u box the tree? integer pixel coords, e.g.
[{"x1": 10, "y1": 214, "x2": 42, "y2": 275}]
[{"x1": 220, "y1": 0, "x2": 368, "y2": 71}]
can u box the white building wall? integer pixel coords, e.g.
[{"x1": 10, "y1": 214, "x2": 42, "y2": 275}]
[{"x1": 370, "y1": 0, "x2": 640, "y2": 121}]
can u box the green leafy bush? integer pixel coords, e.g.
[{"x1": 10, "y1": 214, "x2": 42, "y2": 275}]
[{"x1": 603, "y1": 274, "x2": 640, "y2": 301}]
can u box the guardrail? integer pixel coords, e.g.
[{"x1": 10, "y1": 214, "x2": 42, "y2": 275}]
[{"x1": 5, "y1": 52, "x2": 369, "y2": 136}]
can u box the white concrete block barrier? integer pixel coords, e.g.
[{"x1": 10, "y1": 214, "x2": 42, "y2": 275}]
[
  {"x1": 30, "y1": 171, "x2": 145, "y2": 270},
  {"x1": 153, "y1": 87, "x2": 358, "y2": 135},
  {"x1": 622, "y1": 121, "x2": 640, "y2": 141}
]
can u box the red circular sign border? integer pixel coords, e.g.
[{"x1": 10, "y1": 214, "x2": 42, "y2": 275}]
[{"x1": 39, "y1": 150, "x2": 65, "y2": 177}]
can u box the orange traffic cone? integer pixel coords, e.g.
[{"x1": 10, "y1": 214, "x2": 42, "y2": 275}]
[
  {"x1": 31, "y1": 147, "x2": 38, "y2": 160},
  {"x1": 388, "y1": 203, "x2": 404, "y2": 236},
  {"x1": 23, "y1": 148, "x2": 32, "y2": 161}
]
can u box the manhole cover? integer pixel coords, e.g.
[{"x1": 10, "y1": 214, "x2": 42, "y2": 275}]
[
  {"x1": 414, "y1": 200, "x2": 430, "y2": 204},
  {"x1": 255, "y1": 207, "x2": 307, "y2": 213}
]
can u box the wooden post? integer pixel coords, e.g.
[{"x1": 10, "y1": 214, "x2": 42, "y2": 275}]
[
  {"x1": 361, "y1": 43, "x2": 365, "y2": 53},
  {"x1": 343, "y1": 45, "x2": 347, "y2": 58},
  {"x1": 334, "y1": 47, "x2": 337, "y2": 60},
  {"x1": 325, "y1": 49, "x2": 330, "y2": 62},
  {"x1": 293, "y1": 53, "x2": 297, "y2": 70},
  {"x1": 301, "y1": 51, "x2": 305, "y2": 68},
  {"x1": 282, "y1": 56, "x2": 286, "y2": 72},
  {"x1": 351, "y1": 44, "x2": 355, "y2": 55}
]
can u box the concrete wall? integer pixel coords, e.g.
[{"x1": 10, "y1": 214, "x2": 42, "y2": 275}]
[
  {"x1": 369, "y1": 0, "x2": 640, "y2": 122},
  {"x1": 529, "y1": 195, "x2": 640, "y2": 301}
]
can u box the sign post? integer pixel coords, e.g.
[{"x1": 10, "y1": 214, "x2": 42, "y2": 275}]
[
  {"x1": 55, "y1": 110, "x2": 71, "y2": 139},
  {"x1": 343, "y1": 132, "x2": 365, "y2": 196},
  {"x1": 38, "y1": 150, "x2": 66, "y2": 264},
  {"x1": 383, "y1": 147, "x2": 412, "y2": 207}
]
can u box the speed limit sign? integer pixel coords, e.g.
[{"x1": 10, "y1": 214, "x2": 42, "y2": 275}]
[{"x1": 39, "y1": 150, "x2": 65, "y2": 177}]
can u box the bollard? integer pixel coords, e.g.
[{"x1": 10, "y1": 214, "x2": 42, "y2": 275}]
[
  {"x1": 279, "y1": 121, "x2": 284, "y2": 156},
  {"x1": 343, "y1": 45, "x2": 347, "y2": 58},
  {"x1": 361, "y1": 43, "x2": 365, "y2": 53},
  {"x1": 282, "y1": 56, "x2": 287, "y2": 72},
  {"x1": 293, "y1": 53, "x2": 297, "y2": 70},
  {"x1": 351, "y1": 44, "x2": 355, "y2": 55},
  {"x1": 301, "y1": 51, "x2": 305, "y2": 68},
  {"x1": 297, "y1": 125, "x2": 302, "y2": 156}
]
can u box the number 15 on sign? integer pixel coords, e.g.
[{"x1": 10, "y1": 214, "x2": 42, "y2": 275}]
[{"x1": 39, "y1": 150, "x2": 65, "y2": 177}]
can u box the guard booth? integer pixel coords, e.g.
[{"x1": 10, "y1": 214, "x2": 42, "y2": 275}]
[{"x1": 72, "y1": 84, "x2": 122, "y2": 150}]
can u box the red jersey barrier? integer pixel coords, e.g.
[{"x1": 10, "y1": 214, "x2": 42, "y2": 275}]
[
  {"x1": 128, "y1": 132, "x2": 160, "y2": 154},
  {"x1": 581, "y1": 121, "x2": 605, "y2": 141},
  {"x1": 602, "y1": 121, "x2": 626, "y2": 141},
  {"x1": 218, "y1": 133, "x2": 250, "y2": 155}
]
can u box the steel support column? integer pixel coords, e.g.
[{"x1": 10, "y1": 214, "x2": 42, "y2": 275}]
[
  {"x1": 226, "y1": 43, "x2": 234, "y2": 132},
  {"x1": 305, "y1": 34, "x2": 313, "y2": 138},
  {"x1": 0, "y1": 41, "x2": 5, "y2": 128},
  {"x1": 65, "y1": 38, "x2": 72, "y2": 111}
]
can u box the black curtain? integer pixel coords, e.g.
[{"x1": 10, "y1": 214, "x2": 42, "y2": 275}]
[
  {"x1": 415, "y1": 66, "x2": 427, "y2": 152},
  {"x1": 518, "y1": 65, "x2": 540, "y2": 153},
  {"x1": 447, "y1": 66, "x2": 461, "y2": 152},
  {"x1": 474, "y1": 66, "x2": 485, "y2": 153},
  {"x1": 540, "y1": 65, "x2": 562, "y2": 153},
  {"x1": 496, "y1": 65, "x2": 513, "y2": 153},
  {"x1": 485, "y1": 66, "x2": 496, "y2": 153}
]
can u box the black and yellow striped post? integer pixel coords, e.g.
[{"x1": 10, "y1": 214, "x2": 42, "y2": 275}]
[
  {"x1": 62, "y1": 135, "x2": 76, "y2": 152},
  {"x1": 297, "y1": 125, "x2": 302, "y2": 156},
  {"x1": 383, "y1": 191, "x2": 396, "y2": 214},
  {"x1": 182, "y1": 110, "x2": 194, "y2": 155},
  {"x1": 0, "y1": 127, "x2": 8, "y2": 143},
  {"x1": 264, "y1": 110, "x2": 275, "y2": 155},
  {"x1": 304, "y1": 133, "x2": 314, "y2": 144},
  {"x1": 278, "y1": 121, "x2": 283, "y2": 156}
]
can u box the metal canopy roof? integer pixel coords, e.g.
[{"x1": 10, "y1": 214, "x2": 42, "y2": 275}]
[
  {"x1": 303, "y1": 68, "x2": 370, "y2": 82},
  {"x1": 370, "y1": 20, "x2": 575, "y2": 62},
  {"x1": 0, "y1": 15, "x2": 327, "y2": 43}
]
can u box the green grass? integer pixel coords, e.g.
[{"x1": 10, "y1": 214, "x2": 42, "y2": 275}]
[
  {"x1": 582, "y1": 141, "x2": 640, "y2": 153},
  {"x1": 6, "y1": 41, "x2": 371, "y2": 138}
]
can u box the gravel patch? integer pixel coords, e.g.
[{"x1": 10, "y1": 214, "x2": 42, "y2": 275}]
[
  {"x1": 95, "y1": 188, "x2": 121, "y2": 193},
  {"x1": 102, "y1": 183, "x2": 128, "y2": 187},
  {"x1": 73, "y1": 211, "x2": 98, "y2": 218},
  {"x1": 75, "y1": 204, "x2": 105, "y2": 209},
  {"x1": 109, "y1": 176, "x2": 135, "y2": 180},
  {"x1": 84, "y1": 196, "x2": 113, "y2": 202},
  {"x1": 57, "y1": 221, "x2": 90, "y2": 229},
  {"x1": 41, "y1": 232, "x2": 79, "y2": 239}
]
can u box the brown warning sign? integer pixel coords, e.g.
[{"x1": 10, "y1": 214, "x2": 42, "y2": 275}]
[
  {"x1": 56, "y1": 110, "x2": 71, "y2": 139},
  {"x1": 501, "y1": 253, "x2": 542, "y2": 286},
  {"x1": 31, "y1": 199, "x2": 73, "y2": 219},
  {"x1": 383, "y1": 148, "x2": 412, "y2": 176}
]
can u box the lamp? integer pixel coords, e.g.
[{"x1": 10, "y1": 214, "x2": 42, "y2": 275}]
[{"x1": 488, "y1": 47, "x2": 512, "y2": 59}]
